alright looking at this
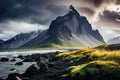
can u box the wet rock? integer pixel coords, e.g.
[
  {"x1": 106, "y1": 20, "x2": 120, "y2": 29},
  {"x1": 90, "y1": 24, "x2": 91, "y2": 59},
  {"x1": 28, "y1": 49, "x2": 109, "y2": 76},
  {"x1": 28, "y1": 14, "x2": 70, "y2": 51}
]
[
  {"x1": 15, "y1": 62, "x2": 23, "y2": 66},
  {"x1": 23, "y1": 57, "x2": 33, "y2": 62},
  {"x1": 37, "y1": 57, "x2": 49, "y2": 71},
  {"x1": 6, "y1": 73, "x2": 21, "y2": 80},
  {"x1": 17, "y1": 55, "x2": 24, "y2": 59},
  {"x1": 10, "y1": 68, "x2": 15, "y2": 71},
  {"x1": 10, "y1": 58, "x2": 16, "y2": 62},
  {"x1": 23, "y1": 54, "x2": 39, "y2": 62},
  {"x1": 24, "y1": 64, "x2": 40, "y2": 77},
  {"x1": 0, "y1": 57, "x2": 9, "y2": 62}
]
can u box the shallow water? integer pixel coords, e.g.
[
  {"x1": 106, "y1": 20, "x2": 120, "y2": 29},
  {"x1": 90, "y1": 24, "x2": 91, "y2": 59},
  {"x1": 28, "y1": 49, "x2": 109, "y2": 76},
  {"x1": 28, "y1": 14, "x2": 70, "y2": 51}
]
[
  {"x1": 0, "y1": 49, "x2": 68, "y2": 57},
  {"x1": 0, "y1": 49, "x2": 68, "y2": 79}
]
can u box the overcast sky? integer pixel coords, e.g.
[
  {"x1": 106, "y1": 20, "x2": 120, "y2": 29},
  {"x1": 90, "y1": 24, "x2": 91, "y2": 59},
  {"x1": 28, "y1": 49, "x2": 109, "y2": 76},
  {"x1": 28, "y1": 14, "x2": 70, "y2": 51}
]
[{"x1": 0, "y1": 0, "x2": 120, "y2": 42}]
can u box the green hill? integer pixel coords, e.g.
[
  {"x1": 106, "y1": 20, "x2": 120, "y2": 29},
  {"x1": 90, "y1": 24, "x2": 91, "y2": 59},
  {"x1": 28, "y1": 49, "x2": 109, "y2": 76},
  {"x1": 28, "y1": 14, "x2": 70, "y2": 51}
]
[{"x1": 56, "y1": 44, "x2": 120, "y2": 80}]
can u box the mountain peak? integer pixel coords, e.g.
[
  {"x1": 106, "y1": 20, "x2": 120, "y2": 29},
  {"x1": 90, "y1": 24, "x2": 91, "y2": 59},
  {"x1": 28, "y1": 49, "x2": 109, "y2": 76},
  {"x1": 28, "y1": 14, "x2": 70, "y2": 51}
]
[
  {"x1": 69, "y1": 5, "x2": 77, "y2": 12},
  {"x1": 69, "y1": 5, "x2": 74, "y2": 10}
]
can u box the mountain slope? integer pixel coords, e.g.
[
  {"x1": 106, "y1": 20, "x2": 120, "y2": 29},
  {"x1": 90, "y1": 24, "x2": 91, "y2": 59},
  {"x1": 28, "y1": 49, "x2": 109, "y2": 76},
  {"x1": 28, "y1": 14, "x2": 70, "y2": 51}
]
[{"x1": 0, "y1": 31, "x2": 43, "y2": 48}]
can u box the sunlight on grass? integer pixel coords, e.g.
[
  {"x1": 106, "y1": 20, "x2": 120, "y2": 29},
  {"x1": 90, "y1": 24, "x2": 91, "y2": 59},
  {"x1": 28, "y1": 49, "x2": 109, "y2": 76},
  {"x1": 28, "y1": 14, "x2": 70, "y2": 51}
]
[
  {"x1": 57, "y1": 47, "x2": 120, "y2": 63},
  {"x1": 66, "y1": 61, "x2": 120, "y2": 77},
  {"x1": 57, "y1": 44, "x2": 120, "y2": 79}
]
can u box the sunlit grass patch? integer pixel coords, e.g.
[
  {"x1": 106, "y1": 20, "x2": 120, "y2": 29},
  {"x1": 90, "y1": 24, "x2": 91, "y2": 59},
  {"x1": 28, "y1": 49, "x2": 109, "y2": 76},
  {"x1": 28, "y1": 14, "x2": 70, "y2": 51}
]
[
  {"x1": 66, "y1": 61, "x2": 120, "y2": 78},
  {"x1": 56, "y1": 47, "x2": 94, "y2": 61},
  {"x1": 57, "y1": 44, "x2": 120, "y2": 79},
  {"x1": 57, "y1": 47, "x2": 120, "y2": 62}
]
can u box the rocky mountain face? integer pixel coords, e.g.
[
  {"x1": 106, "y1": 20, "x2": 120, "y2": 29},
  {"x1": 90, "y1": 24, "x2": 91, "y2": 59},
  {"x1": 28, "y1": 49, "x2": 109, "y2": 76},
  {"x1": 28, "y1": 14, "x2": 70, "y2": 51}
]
[
  {"x1": 107, "y1": 36, "x2": 120, "y2": 44},
  {"x1": 0, "y1": 5, "x2": 104, "y2": 48},
  {"x1": 46, "y1": 5, "x2": 104, "y2": 47}
]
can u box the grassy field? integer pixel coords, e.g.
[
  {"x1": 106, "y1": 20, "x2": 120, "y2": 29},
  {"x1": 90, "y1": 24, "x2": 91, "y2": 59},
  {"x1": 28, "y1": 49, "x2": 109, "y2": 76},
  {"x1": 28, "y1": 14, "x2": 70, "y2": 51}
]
[{"x1": 56, "y1": 44, "x2": 120, "y2": 80}]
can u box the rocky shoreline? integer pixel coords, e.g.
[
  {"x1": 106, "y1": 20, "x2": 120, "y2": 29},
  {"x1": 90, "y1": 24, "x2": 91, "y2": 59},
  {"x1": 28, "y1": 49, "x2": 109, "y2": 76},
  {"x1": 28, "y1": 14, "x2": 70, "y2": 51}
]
[
  {"x1": 0, "y1": 47, "x2": 120, "y2": 80},
  {"x1": 0, "y1": 51, "x2": 79, "y2": 80}
]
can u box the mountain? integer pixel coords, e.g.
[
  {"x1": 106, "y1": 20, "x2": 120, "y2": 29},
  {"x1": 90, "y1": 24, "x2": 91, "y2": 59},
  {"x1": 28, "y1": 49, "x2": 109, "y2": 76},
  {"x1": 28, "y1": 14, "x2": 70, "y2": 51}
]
[
  {"x1": 107, "y1": 36, "x2": 120, "y2": 44},
  {"x1": 0, "y1": 5, "x2": 104, "y2": 48},
  {"x1": 0, "y1": 30, "x2": 45, "y2": 48},
  {"x1": 41, "y1": 5, "x2": 104, "y2": 47},
  {"x1": 0, "y1": 40, "x2": 4, "y2": 44}
]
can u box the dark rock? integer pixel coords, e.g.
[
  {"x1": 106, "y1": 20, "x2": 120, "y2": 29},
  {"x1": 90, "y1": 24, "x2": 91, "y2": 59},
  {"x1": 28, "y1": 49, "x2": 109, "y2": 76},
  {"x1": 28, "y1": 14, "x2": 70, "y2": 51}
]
[
  {"x1": 24, "y1": 64, "x2": 40, "y2": 77},
  {"x1": 17, "y1": 55, "x2": 24, "y2": 59},
  {"x1": 50, "y1": 56, "x2": 58, "y2": 62},
  {"x1": 15, "y1": 62, "x2": 23, "y2": 66},
  {"x1": 0, "y1": 57, "x2": 9, "y2": 62},
  {"x1": 23, "y1": 54, "x2": 40, "y2": 62},
  {"x1": 10, "y1": 68, "x2": 15, "y2": 71},
  {"x1": 37, "y1": 57, "x2": 49, "y2": 71},
  {"x1": 10, "y1": 58, "x2": 16, "y2": 62},
  {"x1": 6, "y1": 73, "x2": 21, "y2": 80},
  {"x1": 48, "y1": 62, "x2": 54, "y2": 68},
  {"x1": 0, "y1": 78, "x2": 4, "y2": 80},
  {"x1": 55, "y1": 51, "x2": 60, "y2": 55},
  {"x1": 23, "y1": 57, "x2": 33, "y2": 62}
]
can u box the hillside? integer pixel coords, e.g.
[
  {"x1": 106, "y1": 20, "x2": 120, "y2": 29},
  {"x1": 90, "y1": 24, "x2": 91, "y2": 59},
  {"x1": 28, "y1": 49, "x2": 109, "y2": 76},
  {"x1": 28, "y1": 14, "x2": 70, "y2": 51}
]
[{"x1": 55, "y1": 44, "x2": 120, "y2": 80}]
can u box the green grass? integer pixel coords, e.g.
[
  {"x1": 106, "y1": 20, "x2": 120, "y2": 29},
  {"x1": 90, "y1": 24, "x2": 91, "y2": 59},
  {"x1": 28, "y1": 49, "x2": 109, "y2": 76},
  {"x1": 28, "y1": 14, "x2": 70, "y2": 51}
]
[
  {"x1": 66, "y1": 61, "x2": 120, "y2": 78},
  {"x1": 57, "y1": 47, "x2": 120, "y2": 62},
  {"x1": 57, "y1": 45, "x2": 120, "y2": 79}
]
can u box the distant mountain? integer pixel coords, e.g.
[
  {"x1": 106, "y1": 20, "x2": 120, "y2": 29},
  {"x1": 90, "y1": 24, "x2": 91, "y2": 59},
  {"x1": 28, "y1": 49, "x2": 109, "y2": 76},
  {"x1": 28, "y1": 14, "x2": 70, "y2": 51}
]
[
  {"x1": 0, "y1": 40, "x2": 4, "y2": 44},
  {"x1": 0, "y1": 5, "x2": 104, "y2": 48},
  {"x1": 107, "y1": 36, "x2": 120, "y2": 44},
  {"x1": 0, "y1": 30, "x2": 45, "y2": 48}
]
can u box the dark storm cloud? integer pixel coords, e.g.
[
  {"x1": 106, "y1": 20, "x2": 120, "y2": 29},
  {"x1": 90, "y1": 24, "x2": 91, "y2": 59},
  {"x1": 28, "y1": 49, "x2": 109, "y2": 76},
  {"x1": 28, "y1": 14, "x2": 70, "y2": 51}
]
[
  {"x1": 95, "y1": 10, "x2": 120, "y2": 29},
  {"x1": 101, "y1": 10, "x2": 120, "y2": 22},
  {"x1": 0, "y1": 0, "x2": 119, "y2": 24},
  {"x1": 0, "y1": 0, "x2": 68, "y2": 40},
  {"x1": 0, "y1": 0, "x2": 38, "y2": 22},
  {"x1": 83, "y1": 0, "x2": 105, "y2": 7},
  {"x1": 83, "y1": 0, "x2": 119, "y2": 8},
  {"x1": 116, "y1": 0, "x2": 120, "y2": 4},
  {"x1": 0, "y1": 0, "x2": 120, "y2": 40},
  {"x1": 0, "y1": 0, "x2": 67, "y2": 24}
]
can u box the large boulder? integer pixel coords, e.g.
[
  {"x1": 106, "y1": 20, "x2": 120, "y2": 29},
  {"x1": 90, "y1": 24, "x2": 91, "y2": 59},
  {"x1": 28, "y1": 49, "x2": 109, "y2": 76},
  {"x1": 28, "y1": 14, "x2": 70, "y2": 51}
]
[
  {"x1": 17, "y1": 55, "x2": 24, "y2": 59},
  {"x1": 24, "y1": 64, "x2": 40, "y2": 77},
  {"x1": 10, "y1": 58, "x2": 16, "y2": 62},
  {"x1": 15, "y1": 62, "x2": 23, "y2": 66},
  {"x1": 23, "y1": 57, "x2": 33, "y2": 62},
  {"x1": 37, "y1": 57, "x2": 49, "y2": 71},
  {"x1": 0, "y1": 57, "x2": 9, "y2": 62}
]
